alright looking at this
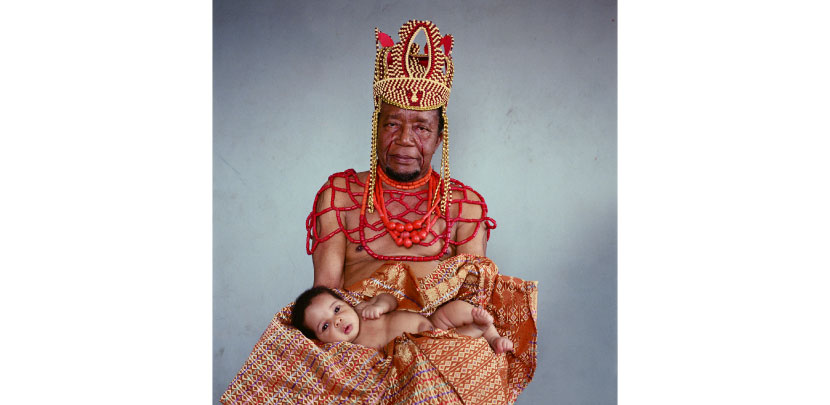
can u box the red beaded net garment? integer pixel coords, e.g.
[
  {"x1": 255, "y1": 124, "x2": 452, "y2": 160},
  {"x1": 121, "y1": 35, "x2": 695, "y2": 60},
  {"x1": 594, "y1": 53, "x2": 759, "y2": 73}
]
[{"x1": 306, "y1": 168, "x2": 497, "y2": 262}]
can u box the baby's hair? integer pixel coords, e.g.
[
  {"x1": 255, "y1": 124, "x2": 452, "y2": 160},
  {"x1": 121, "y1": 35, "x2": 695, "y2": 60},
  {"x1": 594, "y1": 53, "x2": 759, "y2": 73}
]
[{"x1": 290, "y1": 286, "x2": 344, "y2": 339}]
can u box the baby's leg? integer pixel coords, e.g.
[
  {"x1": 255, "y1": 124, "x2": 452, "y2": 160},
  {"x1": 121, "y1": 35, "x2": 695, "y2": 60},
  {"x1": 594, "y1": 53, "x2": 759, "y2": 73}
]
[
  {"x1": 428, "y1": 301, "x2": 514, "y2": 354},
  {"x1": 429, "y1": 300, "x2": 478, "y2": 332}
]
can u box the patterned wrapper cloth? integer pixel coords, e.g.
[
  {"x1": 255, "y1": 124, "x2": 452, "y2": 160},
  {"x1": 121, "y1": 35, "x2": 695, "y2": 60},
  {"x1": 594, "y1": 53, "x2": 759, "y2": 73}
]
[{"x1": 221, "y1": 254, "x2": 538, "y2": 404}]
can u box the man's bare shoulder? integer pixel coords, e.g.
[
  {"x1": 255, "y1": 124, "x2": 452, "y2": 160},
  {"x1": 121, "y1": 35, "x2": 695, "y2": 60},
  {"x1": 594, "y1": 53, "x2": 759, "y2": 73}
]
[
  {"x1": 449, "y1": 178, "x2": 488, "y2": 219},
  {"x1": 354, "y1": 170, "x2": 370, "y2": 182},
  {"x1": 449, "y1": 177, "x2": 486, "y2": 199},
  {"x1": 312, "y1": 169, "x2": 366, "y2": 208},
  {"x1": 319, "y1": 169, "x2": 362, "y2": 188}
]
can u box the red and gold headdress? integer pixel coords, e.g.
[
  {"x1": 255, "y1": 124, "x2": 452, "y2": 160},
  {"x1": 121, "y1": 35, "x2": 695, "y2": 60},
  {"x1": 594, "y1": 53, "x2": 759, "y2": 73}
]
[{"x1": 367, "y1": 20, "x2": 454, "y2": 214}]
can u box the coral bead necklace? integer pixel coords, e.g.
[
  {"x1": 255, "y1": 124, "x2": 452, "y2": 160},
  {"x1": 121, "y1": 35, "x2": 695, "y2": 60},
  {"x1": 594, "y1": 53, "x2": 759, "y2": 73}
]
[{"x1": 372, "y1": 167, "x2": 443, "y2": 248}]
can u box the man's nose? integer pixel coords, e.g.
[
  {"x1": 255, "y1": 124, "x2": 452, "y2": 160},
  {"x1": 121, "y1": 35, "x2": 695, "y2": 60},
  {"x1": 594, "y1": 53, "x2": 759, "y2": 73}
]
[{"x1": 396, "y1": 125, "x2": 416, "y2": 145}]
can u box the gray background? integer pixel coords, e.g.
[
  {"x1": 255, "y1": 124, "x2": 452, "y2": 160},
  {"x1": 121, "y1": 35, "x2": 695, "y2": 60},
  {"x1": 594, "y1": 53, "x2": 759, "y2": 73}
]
[{"x1": 214, "y1": 0, "x2": 616, "y2": 403}]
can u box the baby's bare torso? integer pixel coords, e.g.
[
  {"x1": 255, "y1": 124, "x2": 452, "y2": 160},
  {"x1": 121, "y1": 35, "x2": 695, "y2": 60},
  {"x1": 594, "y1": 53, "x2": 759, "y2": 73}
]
[{"x1": 353, "y1": 310, "x2": 433, "y2": 350}]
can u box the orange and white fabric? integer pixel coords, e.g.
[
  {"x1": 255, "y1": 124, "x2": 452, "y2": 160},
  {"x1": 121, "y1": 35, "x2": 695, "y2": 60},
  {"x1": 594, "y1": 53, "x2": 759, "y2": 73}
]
[{"x1": 221, "y1": 254, "x2": 538, "y2": 404}]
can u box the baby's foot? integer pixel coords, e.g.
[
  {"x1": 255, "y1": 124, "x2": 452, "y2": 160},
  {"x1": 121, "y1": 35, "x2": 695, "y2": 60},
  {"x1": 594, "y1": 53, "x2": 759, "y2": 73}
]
[
  {"x1": 471, "y1": 307, "x2": 494, "y2": 328},
  {"x1": 489, "y1": 336, "x2": 514, "y2": 354}
]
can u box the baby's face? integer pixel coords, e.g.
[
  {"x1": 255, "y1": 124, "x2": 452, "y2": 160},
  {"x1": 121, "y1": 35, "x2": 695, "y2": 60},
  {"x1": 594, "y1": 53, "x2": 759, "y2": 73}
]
[{"x1": 304, "y1": 293, "x2": 360, "y2": 343}]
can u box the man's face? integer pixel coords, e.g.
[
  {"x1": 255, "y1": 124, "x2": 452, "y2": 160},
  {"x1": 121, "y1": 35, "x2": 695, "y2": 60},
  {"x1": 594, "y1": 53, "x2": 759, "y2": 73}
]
[
  {"x1": 376, "y1": 102, "x2": 442, "y2": 182},
  {"x1": 303, "y1": 293, "x2": 360, "y2": 344}
]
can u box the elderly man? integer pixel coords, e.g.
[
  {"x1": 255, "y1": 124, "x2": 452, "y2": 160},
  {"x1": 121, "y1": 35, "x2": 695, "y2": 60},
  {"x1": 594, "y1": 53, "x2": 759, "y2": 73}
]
[
  {"x1": 223, "y1": 20, "x2": 537, "y2": 404},
  {"x1": 306, "y1": 20, "x2": 496, "y2": 289}
]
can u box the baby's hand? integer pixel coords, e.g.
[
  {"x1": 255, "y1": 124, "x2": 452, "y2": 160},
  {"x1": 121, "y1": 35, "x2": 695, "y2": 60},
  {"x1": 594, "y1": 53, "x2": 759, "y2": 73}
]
[{"x1": 361, "y1": 305, "x2": 384, "y2": 320}]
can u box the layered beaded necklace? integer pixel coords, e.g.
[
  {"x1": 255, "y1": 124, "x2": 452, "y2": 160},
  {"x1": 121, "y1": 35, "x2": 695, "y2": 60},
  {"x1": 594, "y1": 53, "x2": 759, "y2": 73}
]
[{"x1": 366, "y1": 167, "x2": 444, "y2": 248}]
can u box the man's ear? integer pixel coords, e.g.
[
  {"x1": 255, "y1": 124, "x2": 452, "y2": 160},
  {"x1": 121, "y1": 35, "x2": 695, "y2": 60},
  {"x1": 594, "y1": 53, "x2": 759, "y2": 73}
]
[{"x1": 435, "y1": 109, "x2": 444, "y2": 141}]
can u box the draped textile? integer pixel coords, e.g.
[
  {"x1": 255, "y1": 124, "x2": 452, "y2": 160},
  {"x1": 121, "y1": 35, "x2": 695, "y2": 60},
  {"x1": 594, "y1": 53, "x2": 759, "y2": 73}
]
[{"x1": 221, "y1": 254, "x2": 538, "y2": 404}]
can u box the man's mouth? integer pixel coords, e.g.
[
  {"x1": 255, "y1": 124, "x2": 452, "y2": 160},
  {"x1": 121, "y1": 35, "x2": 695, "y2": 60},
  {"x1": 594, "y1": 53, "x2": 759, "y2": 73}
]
[{"x1": 390, "y1": 154, "x2": 416, "y2": 164}]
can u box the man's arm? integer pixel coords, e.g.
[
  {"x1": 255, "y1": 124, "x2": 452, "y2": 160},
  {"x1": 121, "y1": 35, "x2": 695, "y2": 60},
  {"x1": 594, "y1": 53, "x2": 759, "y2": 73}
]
[
  {"x1": 454, "y1": 190, "x2": 488, "y2": 257},
  {"x1": 310, "y1": 181, "x2": 347, "y2": 289},
  {"x1": 312, "y1": 236, "x2": 345, "y2": 288}
]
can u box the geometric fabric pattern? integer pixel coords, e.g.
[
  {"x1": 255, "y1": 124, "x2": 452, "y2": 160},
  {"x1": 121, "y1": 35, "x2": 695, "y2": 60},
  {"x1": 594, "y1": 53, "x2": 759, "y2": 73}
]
[{"x1": 221, "y1": 254, "x2": 537, "y2": 404}]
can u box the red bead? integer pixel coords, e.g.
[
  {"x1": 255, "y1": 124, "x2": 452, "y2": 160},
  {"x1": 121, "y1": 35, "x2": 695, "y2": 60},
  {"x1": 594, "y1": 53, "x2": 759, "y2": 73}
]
[
  {"x1": 412, "y1": 234, "x2": 421, "y2": 243},
  {"x1": 419, "y1": 230, "x2": 428, "y2": 239},
  {"x1": 400, "y1": 231, "x2": 410, "y2": 239},
  {"x1": 395, "y1": 237, "x2": 404, "y2": 246},
  {"x1": 404, "y1": 223, "x2": 414, "y2": 232},
  {"x1": 403, "y1": 238, "x2": 413, "y2": 248},
  {"x1": 413, "y1": 220, "x2": 423, "y2": 229},
  {"x1": 386, "y1": 223, "x2": 397, "y2": 231},
  {"x1": 395, "y1": 223, "x2": 405, "y2": 232}
]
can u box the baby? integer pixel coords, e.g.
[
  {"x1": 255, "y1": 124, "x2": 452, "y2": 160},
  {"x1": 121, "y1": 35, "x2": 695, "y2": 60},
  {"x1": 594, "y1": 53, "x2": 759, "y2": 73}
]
[{"x1": 291, "y1": 286, "x2": 513, "y2": 353}]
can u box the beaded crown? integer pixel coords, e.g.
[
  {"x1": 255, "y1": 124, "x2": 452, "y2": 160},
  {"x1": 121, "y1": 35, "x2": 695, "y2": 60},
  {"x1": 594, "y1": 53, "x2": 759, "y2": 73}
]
[
  {"x1": 372, "y1": 20, "x2": 454, "y2": 110},
  {"x1": 366, "y1": 20, "x2": 454, "y2": 214}
]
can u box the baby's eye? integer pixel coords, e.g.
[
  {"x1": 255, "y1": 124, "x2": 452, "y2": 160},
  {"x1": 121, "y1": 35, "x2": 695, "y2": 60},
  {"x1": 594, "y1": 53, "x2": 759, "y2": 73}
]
[
  {"x1": 322, "y1": 323, "x2": 328, "y2": 331},
  {"x1": 334, "y1": 306, "x2": 340, "y2": 313}
]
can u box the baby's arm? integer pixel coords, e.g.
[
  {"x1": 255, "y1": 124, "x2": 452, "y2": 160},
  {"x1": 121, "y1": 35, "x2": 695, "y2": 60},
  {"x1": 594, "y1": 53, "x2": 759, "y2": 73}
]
[{"x1": 354, "y1": 293, "x2": 398, "y2": 320}]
